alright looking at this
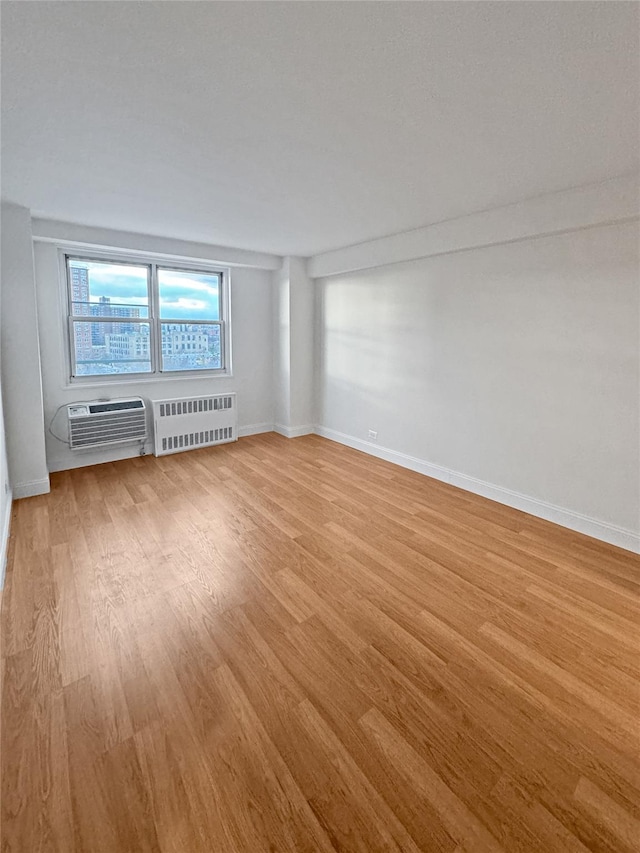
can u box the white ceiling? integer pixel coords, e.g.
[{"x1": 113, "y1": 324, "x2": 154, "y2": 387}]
[{"x1": 2, "y1": 1, "x2": 638, "y2": 257}]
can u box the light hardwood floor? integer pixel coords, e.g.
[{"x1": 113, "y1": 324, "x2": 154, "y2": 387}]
[{"x1": 1, "y1": 433, "x2": 639, "y2": 852}]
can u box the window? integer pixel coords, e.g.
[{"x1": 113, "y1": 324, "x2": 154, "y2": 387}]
[{"x1": 65, "y1": 255, "x2": 228, "y2": 379}]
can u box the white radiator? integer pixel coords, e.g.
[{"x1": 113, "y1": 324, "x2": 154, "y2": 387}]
[{"x1": 152, "y1": 393, "x2": 237, "y2": 456}]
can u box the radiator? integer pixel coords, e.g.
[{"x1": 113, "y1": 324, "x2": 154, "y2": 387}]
[{"x1": 152, "y1": 393, "x2": 238, "y2": 456}]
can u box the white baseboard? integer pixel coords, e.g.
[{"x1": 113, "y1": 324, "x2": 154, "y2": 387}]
[
  {"x1": 315, "y1": 426, "x2": 640, "y2": 554},
  {"x1": 238, "y1": 422, "x2": 274, "y2": 437},
  {"x1": 274, "y1": 424, "x2": 315, "y2": 439},
  {"x1": 13, "y1": 477, "x2": 51, "y2": 499},
  {"x1": 0, "y1": 490, "x2": 12, "y2": 589}
]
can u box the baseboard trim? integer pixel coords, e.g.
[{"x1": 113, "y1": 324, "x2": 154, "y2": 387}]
[
  {"x1": 274, "y1": 424, "x2": 315, "y2": 439},
  {"x1": 315, "y1": 426, "x2": 640, "y2": 554},
  {"x1": 0, "y1": 490, "x2": 12, "y2": 590},
  {"x1": 238, "y1": 422, "x2": 275, "y2": 437},
  {"x1": 13, "y1": 477, "x2": 51, "y2": 499}
]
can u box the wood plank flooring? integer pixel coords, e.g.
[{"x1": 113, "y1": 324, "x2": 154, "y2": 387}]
[{"x1": 1, "y1": 432, "x2": 639, "y2": 852}]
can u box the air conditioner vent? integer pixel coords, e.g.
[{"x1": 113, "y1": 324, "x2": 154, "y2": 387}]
[{"x1": 68, "y1": 398, "x2": 147, "y2": 450}]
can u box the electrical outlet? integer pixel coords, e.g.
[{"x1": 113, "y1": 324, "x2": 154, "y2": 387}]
[{"x1": 368, "y1": 429, "x2": 378, "y2": 440}]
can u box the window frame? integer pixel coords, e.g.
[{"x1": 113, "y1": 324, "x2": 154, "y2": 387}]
[{"x1": 63, "y1": 251, "x2": 231, "y2": 383}]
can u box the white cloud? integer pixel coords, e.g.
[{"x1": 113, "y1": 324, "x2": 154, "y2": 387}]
[
  {"x1": 85, "y1": 262, "x2": 148, "y2": 279},
  {"x1": 160, "y1": 297, "x2": 207, "y2": 311},
  {"x1": 158, "y1": 272, "x2": 219, "y2": 295}
]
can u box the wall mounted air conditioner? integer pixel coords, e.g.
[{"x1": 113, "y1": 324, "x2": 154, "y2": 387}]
[
  {"x1": 152, "y1": 393, "x2": 237, "y2": 456},
  {"x1": 67, "y1": 398, "x2": 147, "y2": 450}
]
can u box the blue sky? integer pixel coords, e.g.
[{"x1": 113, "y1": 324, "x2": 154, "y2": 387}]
[{"x1": 70, "y1": 260, "x2": 220, "y2": 320}]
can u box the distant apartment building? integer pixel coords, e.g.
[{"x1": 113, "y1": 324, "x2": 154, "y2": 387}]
[
  {"x1": 69, "y1": 264, "x2": 92, "y2": 358},
  {"x1": 91, "y1": 296, "x2": 141, "y2": 345},
  {"x1": 161, "y1": 326, "x2": 209, "y2": 355},
  {"x1": 70, "y1": 264, "x2": 89, "y2": 307},
  {"x1": 104, "y1": 331, "x2": 150, "y2": 361}
]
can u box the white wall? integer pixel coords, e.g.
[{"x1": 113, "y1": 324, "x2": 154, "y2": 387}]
[
  {"x1": 289, "y1": 257, "x2": 315, "y2": 431},
  {"x1": 33, "y1": 240, "x2": 275, "y2": 472},
  {"x1": 272, "y1": 257, "x2": 315, "y2": 436},
  {"x1": 273, "y1": 259, "x2": 291, "y2": 429},
  {"x1": 316, "y1": 220, "x2": 640, "y2": 549},
  {"x1": 0, "y1": 203, "x2": 50, "y2": 497}
]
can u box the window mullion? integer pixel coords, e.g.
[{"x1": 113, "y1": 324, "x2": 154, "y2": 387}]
[
  {"x1": 150, "y1": 263, "x2": 160, "y2": 375},
  {"x1": 68, "y1": 316, "x2": 78, "y2": 378}
]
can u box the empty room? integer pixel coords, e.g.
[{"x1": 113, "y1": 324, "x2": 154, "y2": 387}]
[{"x1": 1, "y1": 1, "x2": 639, "y2": 851}]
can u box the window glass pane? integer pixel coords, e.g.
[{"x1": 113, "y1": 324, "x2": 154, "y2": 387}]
[
  {"x1": 68, "y1": 258, "x2": 149, "y2": 318},
  {"x1": 72, "y1": 321, "x2": 152, "y2": 376},
  {"x1": 160, "y1": 323, "x2": 222, "y2": 371},
  {"x1": 157, "y1": 268, "x2": 220, "y2": 320}
]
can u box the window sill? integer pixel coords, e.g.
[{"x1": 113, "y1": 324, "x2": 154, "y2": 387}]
[{"x1": 63, "y1": 371, "x2": 233, "y2": 390}]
